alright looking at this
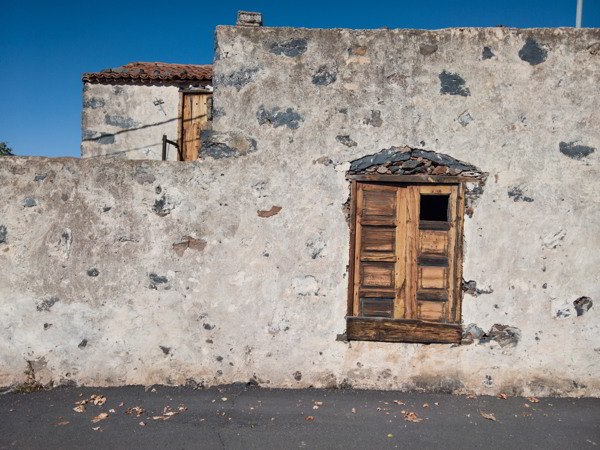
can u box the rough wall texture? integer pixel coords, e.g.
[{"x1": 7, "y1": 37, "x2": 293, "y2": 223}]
[
  {"x1": 1, "y1": 26, "x2": 599, "y2": 396},
  {"x1": 81, "y1": 83, "x2": 185, "y2": 160}
]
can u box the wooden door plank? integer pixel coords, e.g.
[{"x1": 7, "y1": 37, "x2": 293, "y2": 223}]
[
  {"x1": 405, "y1": 186, "x2": 419, "y2": 319},
  {"x1": 352, "y1": 184, "x2": 364, "y2": 316},
  {"x1": 177, "y1": 92, "x2": 184, "y2": 160},
  {"x1": 453, "y1": 182, "x2": 465, "y2": 323},
  {"x1": 346, "y1": 316, "x2": 462, "y2": 343},
  {"x1": 418, "y1": 185, "x2": 453, "y2": 195},
  {"x1": 394, "y1": 187, "x2": 406, "y2": 319},
  {"x1": 182, "y1": 94, "x2": 193, "y2": 160},
  {"x1": 446, "y1": 185, "x2": 458, "y2": 322},
  {"x1": 347, "y1": 181, "x2": 357, "y2": 316},
  {"x1": 346, "y1": 174, "x2": 479, "y2": 183}
]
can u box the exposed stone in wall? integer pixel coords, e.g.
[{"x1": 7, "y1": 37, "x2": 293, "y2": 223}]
[
  {"x1": 23, "y1": 197, "x2": 37, "y2": 208},
  {"x1": 559, "y1": 141, "x2": 596, "y2": 160},
  {"x1": 312, "y1": 66, "x2": 337, "y2": 86},
  {"x1": 363, "y1": 110, "x2": 383, "y2": 127},
  {"x1": 257, "y1": 206, "x2": 282, "y2": 218},
  {"x1": 200, "y1": 130, "x2": 258, "y2": 159},
  {"x1": 419, "y1": 44, "x2": 438, "y2": 56},
  {"x1": 457, "y1": 111, "x2": 474, "y2": 127},
  {"x1": 257, "y1": 106, "x2": 303, "y2": 130},
  {"x1": 172, "y1": 236, "x2": 207, "y2": 257},
  {"x1": 462, "y1": 323, "x2": 484, "y2": 344},
  {"x1": 336, "y1": 135, "x2": 357, "y2": 147},
  {"x1": 214, "y1": 67, "x2": 260, "y2": 91},
  {"x1": 481, "y1": 46, "x2": 495, "y2": 60},
  {"x1": 574, "y1": 297, "x2": 593, "y2": 316},
  {"x1": 84, "y1": 97, "x2": 106, "y2": 109},
  {"x1": 518, "y1": 38, "x2": 548, "y2": 65},
  {"x1": 463, "y1": 324, "x2": 521, "y2": 347},
  {"x1": 268, "y1": 38, "x2": 308, "y2": 57},
  {"x1": 104, "y1": 114, "x2": 140, "y2": 129},
  {"x1": 507, "y1": 186, "x2": 534, "y2": 202},
  {"x1": 149, "y1": 273, "x2": 169, "y2": 290},
  {"x1": 152, "y1": 194, "x2": 174, "y2": 216},
  {"x1": 462, "y1": 280, "x2": 493, "y2": 297},
  {"x1": 439, "y1": 71, "x2": 470, "y2": 96},
  {"x1": 36, "y1": 296, "x2": 60, "y2": 312}
]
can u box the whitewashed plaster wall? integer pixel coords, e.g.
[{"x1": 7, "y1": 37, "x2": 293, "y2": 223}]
[
  {"x1": 1, "y1": 26, "x2": 599, "y2": 396},
  {"x1": 81, "y1": 83, "x2": 181, "y2": 160}
]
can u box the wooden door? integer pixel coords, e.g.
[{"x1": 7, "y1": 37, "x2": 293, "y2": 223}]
[
  {"x1": 352, "y1": 183, "x2": 461, "y2": 324},
  {"x1": 180, "y1": 93, "x2": 212, "y2": 161}
]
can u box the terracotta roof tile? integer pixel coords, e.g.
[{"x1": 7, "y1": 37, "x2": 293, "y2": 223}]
[{"x1": 82, "y1": 62, "x2": 212, "y2": 83}]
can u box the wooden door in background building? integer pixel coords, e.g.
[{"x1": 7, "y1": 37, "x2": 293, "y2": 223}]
[{"x1": 180, "y1": 93, "x2": 212, "y2": 161}]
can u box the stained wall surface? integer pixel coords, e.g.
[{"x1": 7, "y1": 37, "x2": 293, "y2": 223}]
[
  {"x1": 1, "y1": 26, "x2": 599, "y2": 396},
  {"x1": 81, "y1": 83, "x2": 182, "y2": 160}
]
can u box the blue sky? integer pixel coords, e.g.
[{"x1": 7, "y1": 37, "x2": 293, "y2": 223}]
[{"x1": 1, "y1": 0, "x2": 599, "y2": 158}]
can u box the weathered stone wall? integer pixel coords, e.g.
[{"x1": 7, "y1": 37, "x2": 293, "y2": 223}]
[
  {"x1": 81, "y1": 83, "x2": 183, "y2": 160},
  {"x1": 208, "y1": 26, "x2": 600, "y2": 395},
  {"x1": 1, "y1": 26, "x2": 599, "y2": 396}
]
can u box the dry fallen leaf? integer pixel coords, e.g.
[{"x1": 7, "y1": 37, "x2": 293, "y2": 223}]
[
  {"x1": 119, "y1": 402, "x2": 124, "y2": 407},
  {"x1": 497, "y1": 393, "x2": 508, "y2": 400},
  {"x1": 404, "y1": 412, "x2": 424, "y2": 423},
  {"x1": 73, "y1": 406, "x2": 86, "y2": 413},
  {"x1": 139, "y1": 421, "x2": 146, "y2": 426},
  {"x1": 125, "y1": 406, "x2": 145, "y2": 416},
  {"x1": 109, "y1": 409, "x2": 116, "y2": 413},
  {"x1": 92, "y1": 427, "x2": 101, "y2": 431},
  {"x1": 393, "y1": 400, "x2": 404, "y2": 405},
  {"x1": 74, "y1": 399, "x2": 88, "y2": 405},
  {"x1": 178, "y1": 406, "x2": 188, "y2": 411},
  {"x1": 164, "y1": 411, "x2": 179, "y2": 417},
  {"x1": 55, "y1": 421, "x2": 70, "y2": 426},
  {"x1": 480, "y1": 411, "x2": 497, "y2": 421},
  {"x1": 91, "y1": 413, "x2": 109, "y2": 423},
  {"x1": 422, "y1": 403, "x2": 429, "y2": 408},
  {"x1": 91, "y1": 395, "x2": 106, "y2": 406},
  {"x1": 527, "y1": 397, "x2": 540, "y2": 403},
  {"x1": 304, "y1": 416, "x2": 315, "y2": 421},
  {"x1": 467, "y1": 394, "x2": 477, "y2": 399},
  {"x1": 524, "y1": 403, "x2": 530, "y2": 408}
]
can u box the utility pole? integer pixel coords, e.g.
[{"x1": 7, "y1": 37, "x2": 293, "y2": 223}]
[{"x1": 576, "y1": 0, "x2": 584, "y2": 28}]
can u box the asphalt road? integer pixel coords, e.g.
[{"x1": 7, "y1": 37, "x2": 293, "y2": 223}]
[{"x1": 1, "y1": 384, "x2": 599, "y2": 449}]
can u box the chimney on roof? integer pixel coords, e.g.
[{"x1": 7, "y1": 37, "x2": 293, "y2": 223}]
[{"x1": 236, "y1": 11, "x2": 263, "y2": 27}]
